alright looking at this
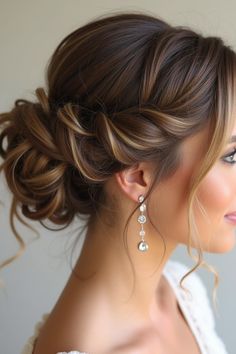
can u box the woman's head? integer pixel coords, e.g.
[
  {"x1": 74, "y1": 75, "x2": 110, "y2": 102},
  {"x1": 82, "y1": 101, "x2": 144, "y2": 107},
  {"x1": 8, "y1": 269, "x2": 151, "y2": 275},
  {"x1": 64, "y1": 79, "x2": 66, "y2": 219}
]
[{"x1": 0, "y1": 12, "x2": 236, "y2": 303}]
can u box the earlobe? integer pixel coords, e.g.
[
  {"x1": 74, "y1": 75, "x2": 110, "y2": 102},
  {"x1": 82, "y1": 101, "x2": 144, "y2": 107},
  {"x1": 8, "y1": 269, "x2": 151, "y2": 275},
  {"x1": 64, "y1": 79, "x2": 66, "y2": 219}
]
[{"x1": 114, "y1": 163, "x2": 150, "y2": 203}]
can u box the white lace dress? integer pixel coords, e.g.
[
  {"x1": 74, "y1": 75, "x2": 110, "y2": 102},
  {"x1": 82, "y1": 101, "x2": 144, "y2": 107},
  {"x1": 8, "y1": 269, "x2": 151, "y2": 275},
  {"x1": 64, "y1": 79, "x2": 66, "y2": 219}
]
[{"x1": 20, "y1": 259, "x2": 228, "y2": 354}]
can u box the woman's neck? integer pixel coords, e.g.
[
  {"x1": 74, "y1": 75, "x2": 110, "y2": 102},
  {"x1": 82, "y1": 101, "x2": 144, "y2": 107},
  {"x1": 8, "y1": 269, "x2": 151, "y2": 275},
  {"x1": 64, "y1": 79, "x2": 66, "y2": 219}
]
[
  {"x1": 72, "y1": 213, "x2": 177, "y2": 322},
  {"x1": 43, "y1": 215, "x2": 179, "y2": 353}
]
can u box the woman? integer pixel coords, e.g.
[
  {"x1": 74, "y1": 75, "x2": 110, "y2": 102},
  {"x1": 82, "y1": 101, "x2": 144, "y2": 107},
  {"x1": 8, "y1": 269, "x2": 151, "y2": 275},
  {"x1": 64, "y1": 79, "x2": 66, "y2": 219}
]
[{"x1": 0, "y1": 11, "x2": 235, "y2": 354}]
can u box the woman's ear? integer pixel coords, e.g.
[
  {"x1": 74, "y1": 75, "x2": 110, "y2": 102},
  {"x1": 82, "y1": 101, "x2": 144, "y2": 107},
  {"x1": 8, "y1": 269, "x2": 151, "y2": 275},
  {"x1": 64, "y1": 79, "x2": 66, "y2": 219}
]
[{"x1": 114, "y1": 162, "x2": 154, "y2": 202}]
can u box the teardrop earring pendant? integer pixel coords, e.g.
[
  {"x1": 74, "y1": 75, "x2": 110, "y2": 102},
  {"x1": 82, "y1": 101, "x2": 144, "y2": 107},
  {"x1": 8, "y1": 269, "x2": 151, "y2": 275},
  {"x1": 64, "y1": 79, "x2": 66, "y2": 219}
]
[{"x1": 137, "y1": 194, "x2": 149, "y2": 252}]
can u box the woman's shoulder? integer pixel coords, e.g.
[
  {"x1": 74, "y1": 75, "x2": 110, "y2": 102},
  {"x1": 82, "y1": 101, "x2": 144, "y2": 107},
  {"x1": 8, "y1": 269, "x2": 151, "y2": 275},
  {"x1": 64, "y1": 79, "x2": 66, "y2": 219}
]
[{"x1": 20, "y1": 313, "x2": 88, "y2": 354}]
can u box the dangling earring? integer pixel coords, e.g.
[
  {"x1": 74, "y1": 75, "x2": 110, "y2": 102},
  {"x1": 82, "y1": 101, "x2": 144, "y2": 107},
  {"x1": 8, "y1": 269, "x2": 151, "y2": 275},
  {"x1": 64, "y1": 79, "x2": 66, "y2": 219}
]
[{"x1": 137, "y1": 194, "x2": 149, "y2": 252}]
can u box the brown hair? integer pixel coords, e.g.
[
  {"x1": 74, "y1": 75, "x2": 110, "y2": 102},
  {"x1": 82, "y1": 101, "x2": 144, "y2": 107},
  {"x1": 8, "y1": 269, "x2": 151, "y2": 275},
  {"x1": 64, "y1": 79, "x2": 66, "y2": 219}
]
[{"x1": 0, "y1": 12, "x2": 236, "y2": 310}]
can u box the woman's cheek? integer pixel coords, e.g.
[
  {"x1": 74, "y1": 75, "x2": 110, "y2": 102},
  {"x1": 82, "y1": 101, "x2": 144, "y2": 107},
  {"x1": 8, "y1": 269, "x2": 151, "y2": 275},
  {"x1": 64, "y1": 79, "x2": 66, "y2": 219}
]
[
  {"x1": 195, "y1": 166, "x2": 231, "y2": 226},
  {"x1": 198, "y1": 166, "x2": 232, "y2": 217}
]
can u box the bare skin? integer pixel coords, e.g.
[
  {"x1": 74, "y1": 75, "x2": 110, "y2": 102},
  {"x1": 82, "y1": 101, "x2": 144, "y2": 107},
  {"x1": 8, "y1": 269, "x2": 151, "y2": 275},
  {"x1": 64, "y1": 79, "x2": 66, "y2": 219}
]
[{"x1": 33, "y1": 121, "x2": 236, "y2": 354}]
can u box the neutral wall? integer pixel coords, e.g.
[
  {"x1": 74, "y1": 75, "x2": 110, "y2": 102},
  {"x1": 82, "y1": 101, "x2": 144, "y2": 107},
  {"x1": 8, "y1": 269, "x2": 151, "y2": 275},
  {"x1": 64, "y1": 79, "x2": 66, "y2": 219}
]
[{"x1": 0, "y1": 1, "x2": 236, "y2": 353}]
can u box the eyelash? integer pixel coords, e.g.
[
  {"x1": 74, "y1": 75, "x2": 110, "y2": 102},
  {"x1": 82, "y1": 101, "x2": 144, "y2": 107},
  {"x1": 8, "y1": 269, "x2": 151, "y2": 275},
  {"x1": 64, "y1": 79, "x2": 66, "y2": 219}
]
[{"x1": 222, "y1": 148, "x2": 236, "y2": 165}]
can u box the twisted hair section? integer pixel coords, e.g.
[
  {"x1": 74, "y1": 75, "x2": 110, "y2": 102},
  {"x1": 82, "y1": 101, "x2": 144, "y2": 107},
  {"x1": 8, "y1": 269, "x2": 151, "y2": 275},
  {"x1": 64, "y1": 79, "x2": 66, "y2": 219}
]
[{"x1": 1, "y1": 12, "x2": 236, "y2": 310}]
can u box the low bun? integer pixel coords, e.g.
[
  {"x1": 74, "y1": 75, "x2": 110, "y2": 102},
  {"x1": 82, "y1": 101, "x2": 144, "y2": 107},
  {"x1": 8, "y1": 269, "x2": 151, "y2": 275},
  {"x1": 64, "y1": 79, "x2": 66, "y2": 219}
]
[
  {"x1": 0, "y1": 87, "x2": 113, "y2": 227},
  {"x1": 0, "y1": 89, "x2": 73, "y2": 225}
]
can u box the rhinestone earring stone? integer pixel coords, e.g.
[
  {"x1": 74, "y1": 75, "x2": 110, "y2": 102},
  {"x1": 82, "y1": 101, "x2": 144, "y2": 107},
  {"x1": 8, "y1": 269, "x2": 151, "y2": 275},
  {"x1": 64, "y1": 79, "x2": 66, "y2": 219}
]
[{"x1": 137, "y1": 195, "x2": 149, "y2": 252}]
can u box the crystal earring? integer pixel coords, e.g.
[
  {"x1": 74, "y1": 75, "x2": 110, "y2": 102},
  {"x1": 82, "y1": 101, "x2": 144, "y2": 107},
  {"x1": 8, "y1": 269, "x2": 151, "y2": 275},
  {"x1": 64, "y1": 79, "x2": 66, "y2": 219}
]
[{"x1": 137, "y1": 194, "x2": 149, "y2": 252}]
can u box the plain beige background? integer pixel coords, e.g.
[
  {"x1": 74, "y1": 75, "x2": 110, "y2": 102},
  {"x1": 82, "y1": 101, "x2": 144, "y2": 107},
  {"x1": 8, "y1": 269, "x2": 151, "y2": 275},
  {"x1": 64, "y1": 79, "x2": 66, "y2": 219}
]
[{"x1": 0, "y1": 1, "x2": 236, "y2": 353}]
